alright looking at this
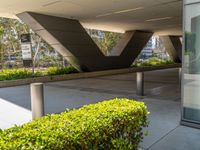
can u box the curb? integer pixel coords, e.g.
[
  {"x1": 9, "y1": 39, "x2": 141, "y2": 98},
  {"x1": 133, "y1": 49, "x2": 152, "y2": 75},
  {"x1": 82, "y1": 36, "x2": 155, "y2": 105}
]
[{"x1": 0, "y1": 64, "x2": 181, "y2": 88}]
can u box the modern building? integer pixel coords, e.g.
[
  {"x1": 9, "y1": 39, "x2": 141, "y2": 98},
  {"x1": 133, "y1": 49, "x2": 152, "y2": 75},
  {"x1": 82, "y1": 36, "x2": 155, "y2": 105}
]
[
  {"x1": 0, "y1": 0, "x2": 199, "y2": 128},
  {"x1": 141, "y1": 38, "x2": 153, "y2": 59}
]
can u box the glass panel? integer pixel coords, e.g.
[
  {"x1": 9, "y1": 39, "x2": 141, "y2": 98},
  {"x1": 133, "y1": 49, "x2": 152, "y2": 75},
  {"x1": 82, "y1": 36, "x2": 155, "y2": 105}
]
[{"x1": 183, "y1": 0, "x2": 200, "y2": 123}]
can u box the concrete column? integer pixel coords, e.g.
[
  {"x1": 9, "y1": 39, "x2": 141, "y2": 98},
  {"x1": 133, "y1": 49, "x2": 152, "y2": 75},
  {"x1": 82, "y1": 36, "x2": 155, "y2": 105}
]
[
  {"x1": 169, "y1": 36, "x2": 182, "y2": 62},
  {"x1": 136, "y1": 72, "x2": 144, "y2": 96},
  {"x1": 31, "y1": 83, "x2": 44, "y2": 119},
  {"x1": 160, "y1": 36, "x2": 182, "y2": 63},
  {"x1": 17, "y1": 12, "x2": 153, "y2": 72}
]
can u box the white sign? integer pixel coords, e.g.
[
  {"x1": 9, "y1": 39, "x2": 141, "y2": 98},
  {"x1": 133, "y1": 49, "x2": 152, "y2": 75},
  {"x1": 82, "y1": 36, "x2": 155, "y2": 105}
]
[{"x1": 21, "y1": 43, "x2": 32, "y2": 60}]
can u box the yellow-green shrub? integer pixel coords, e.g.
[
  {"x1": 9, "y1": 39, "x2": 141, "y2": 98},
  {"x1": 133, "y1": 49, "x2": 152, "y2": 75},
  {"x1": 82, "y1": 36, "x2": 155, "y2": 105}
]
[
  {"x1": 47, "y1": 66, "x2": 78, "y2": 75},
  {"x1": 0, "y1": 67, "x2": 79, "y2": 81},
  {"x1": 133, "y1": 57, "x2": 174, "y2": 67},
  {"x1": 0, "y1": 98, "x2": 149, "y2": 150},
  {"x1": 0, "y1": 69, "x2": 33, "y2": 81}
]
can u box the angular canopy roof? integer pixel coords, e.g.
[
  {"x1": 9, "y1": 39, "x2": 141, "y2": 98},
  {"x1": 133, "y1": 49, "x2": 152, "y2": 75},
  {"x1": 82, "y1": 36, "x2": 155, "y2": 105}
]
[{"x1": 0, "y1": 0, "x2": 182, "y2": 35}]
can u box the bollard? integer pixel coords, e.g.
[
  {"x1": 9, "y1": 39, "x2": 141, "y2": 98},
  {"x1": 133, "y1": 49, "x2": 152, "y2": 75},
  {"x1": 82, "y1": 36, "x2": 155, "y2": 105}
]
[
  {"x1": 136, "y1": 72, "x2": 144, "y2": 96},
  {"x1": 31, "y1": 83, "x2": 44, "y2": 120}
]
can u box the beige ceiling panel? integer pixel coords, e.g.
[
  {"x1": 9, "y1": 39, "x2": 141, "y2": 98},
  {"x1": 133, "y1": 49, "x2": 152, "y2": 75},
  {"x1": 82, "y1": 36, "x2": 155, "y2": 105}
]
[{"x1": 0, "y1": 0, "x2": 183, "y2": 35}]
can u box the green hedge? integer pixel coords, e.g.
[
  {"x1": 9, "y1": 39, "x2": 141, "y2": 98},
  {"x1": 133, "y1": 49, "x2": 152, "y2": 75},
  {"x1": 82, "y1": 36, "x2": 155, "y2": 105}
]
[
  {"x1": 0, "y1": 98, "x2": 149, "y2": 150},
  {"x1": 0, "y1": 69, "x2": 33, "y2": 81},
  {"x1": 133, "y1": 57, "x2": 174, "y2": 67},
  {"x1": 46, "y1": 66, "x2": 78, "y2": 75},
  {"x1": 0, "y1": 67, "x2": 78, "y2": 81}
]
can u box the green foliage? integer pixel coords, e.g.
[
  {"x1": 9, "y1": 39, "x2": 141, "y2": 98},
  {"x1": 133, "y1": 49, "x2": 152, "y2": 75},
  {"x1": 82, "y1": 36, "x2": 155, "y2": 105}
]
[
  {"x1": 0, "y1": 17, "x2": 64, "y2": 69},
  {"x1": 0, "y1": 69, "x2": 33, "y2": 81},
  {"x1": 98, "y1": 32, "x2": 121, "y2": 55},
  {"x1": 133, "y1": 57, "x2": 174, "y2": 67},
  {"x1": 0, "y1": 25, "x2": 4, "y2": 36},
  {"x1": 0, "y1": 67, "x2": 78, "y2": 81},
  {"x1": 47, "y1": 66, "x2": 78, "y2": 75},
  {"x1": 87, "y1": 29, "x2": 122, "y2": 55},
  {"x1": 0, "y1": 98, "x2": 149, "y2": 150},
  {"x1": 34, "y1": 70, "x2": 46, "y2": 77}
]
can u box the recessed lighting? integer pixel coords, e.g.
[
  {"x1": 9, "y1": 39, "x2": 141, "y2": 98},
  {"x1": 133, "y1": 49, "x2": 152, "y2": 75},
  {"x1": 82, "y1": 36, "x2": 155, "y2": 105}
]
[
  {"x1": 146, "y1": 17, "x2": 172, "y2": 22},
  {"x1": 114, "y1": 7, "x2": 144, "y2": 14},
  {"x1": 96, "y1": 7, "x2": 144, "y2": 18},
  {"x1": 96, "y1": 12, "x2": 113, "y2": 18},
  {"x1": 42, "y1": 0, "x2": 61, "y2": 7}
]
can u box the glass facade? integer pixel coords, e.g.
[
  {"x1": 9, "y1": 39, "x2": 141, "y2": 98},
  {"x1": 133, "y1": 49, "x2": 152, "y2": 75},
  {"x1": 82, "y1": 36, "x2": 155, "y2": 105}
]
[{"x1": 183, "y1": 0, "x2": 200, "y2": 124}]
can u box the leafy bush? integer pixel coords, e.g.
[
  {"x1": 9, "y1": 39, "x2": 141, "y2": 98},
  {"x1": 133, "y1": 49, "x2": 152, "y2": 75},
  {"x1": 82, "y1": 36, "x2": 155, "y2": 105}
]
[
  {"x1": 0, "y1": 69, "x2": 33, "y2": 81},
  {"x1": 47, "y1": 66, "x2": 78, "y2": 75},
  {"x1": 34, "y1": 70, "x2": 46, "y2": 77},
  {"x1": 133, "y1": 57, "x2": 174, "y2": 67},
  {"x1": 0, "y1": 98, "x2": 149, "y2": 150},
  {"x1": 0, "y1": 67, "x2": 78, "y2": 81}
]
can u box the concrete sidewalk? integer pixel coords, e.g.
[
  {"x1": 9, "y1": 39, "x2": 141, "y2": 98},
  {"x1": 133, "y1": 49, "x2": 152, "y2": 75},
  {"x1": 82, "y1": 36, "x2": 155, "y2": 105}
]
[{"x1": 0, "y1": 68, "x2": 199, "y2": 149}]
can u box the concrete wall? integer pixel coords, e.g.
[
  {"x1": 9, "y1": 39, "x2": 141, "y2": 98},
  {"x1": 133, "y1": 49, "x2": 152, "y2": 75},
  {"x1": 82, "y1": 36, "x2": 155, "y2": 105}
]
[{"x1": 17, "y1": 12, "x2": 153, "y2": 71}]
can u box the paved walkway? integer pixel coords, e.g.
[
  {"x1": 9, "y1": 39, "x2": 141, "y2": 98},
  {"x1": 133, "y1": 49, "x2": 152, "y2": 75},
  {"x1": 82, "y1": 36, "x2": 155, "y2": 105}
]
[{"x1": 0, "y1": 68, "x2": 199, "y2": 149}]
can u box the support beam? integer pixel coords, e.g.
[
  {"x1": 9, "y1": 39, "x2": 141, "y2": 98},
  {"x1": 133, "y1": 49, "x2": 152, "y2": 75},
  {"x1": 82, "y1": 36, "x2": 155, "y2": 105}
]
[
  {"x1": 17, "y1": 12, "x2": 153, "y2": 71},
  {"x1": 169, "y1": 36, "x2": 182, "y2": 62},
  {"x1": 160, "y1": 36, "x2": 182, "y2": 63}
]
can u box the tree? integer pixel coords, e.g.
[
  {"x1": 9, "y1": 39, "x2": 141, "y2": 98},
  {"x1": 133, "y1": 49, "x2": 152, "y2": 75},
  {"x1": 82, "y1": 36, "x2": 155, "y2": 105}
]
[
  {"x1": 0, "y1": 17, "x2": 63, "y2": 69},
  {"x1": 86, "y1": 29, "x2": 121, "y2": 55}
]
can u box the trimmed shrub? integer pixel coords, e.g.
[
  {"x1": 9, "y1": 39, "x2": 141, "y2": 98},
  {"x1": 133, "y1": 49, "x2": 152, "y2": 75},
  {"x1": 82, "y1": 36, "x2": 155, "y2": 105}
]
[
  {"x1": 0, "y1": 67, "x2": 79, "y2": 81},
  {"x1": 0, "y1": 98, "x2": 149, "y2": 150},
  {"x1": 47, "y1": 66, "x2": 78, "y2": 75},
  {"x1": 133, "y1": 57, "x2": 174, "y2": 67},
  {"x1": 0, "y1": 69, "x2": 33, "y2": 81}
]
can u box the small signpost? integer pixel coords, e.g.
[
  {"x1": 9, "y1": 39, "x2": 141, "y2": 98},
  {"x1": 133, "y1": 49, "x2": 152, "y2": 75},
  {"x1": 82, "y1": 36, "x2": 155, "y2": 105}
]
[{"x1": 21, "y1": 34, "x2": 34, "y2": 73}]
